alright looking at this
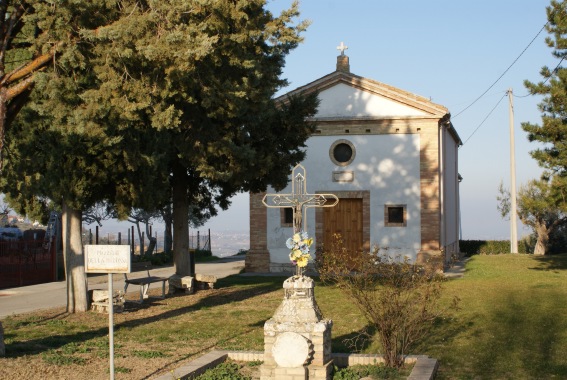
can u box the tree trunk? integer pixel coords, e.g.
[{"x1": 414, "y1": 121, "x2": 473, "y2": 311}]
[
  {"x1": 161, "y1": 204, "x2": 173, "y2": 254},
  {"x1": 144, "y1": 221, "x2": 156, "y2": 256},
  {"x1": 0, "y1": 87, "x2": 6, "y2": 170},
  {"x1": 534, "y1": 222, "x2": 549, "y2": 256},
  {"x1": 164, "y1": 220, "x2": 172, "y2": 254},
  {"x1": 134, "y1": 220, "x2": 143, "y2": 257},
  {"x1": 62, "y1": 202, "x2": 88, "y2": 313},
  {"x1": 172, "y1": 161, "x2": 194, "y2": 276}
]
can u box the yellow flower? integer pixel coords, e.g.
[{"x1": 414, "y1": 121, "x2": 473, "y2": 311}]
[
  {"x1": 293, "y1": 233, "x2": 301, "y2": 243},
  {"x1": 296, "y1": 255, "x2": 309, "y2": 267},
  {"x1": 291, "y1": 249, "x2": 302, "y2": 260}
]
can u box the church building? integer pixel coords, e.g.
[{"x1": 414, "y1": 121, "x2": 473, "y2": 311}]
[{"x1": 246, "y1": 45, "x2": 462, "y2": 273}]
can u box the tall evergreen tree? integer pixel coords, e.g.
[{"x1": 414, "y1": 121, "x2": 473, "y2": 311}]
[
  {"x1": 523, "y1": 0, "x2": 567, "y2": 175},
  {"x1": 0, "y1": 1, "x2": 59, "y2": 169},
  {"x1": 82, "y1": 0, "x2": 318, "y2": 277},
  {"x1": 520, "y1": 0, "x2": 567, "y2": 254},
  {"x1": 1, "y1": 1, "x2": 135, "y2": 312},
  {"x1": 4, "y1": 0, "x2": 317, "y2": 305}
]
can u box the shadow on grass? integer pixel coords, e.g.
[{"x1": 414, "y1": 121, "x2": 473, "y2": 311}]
[
  {"x1": 470, "y1": 289, "x2": 567, "y2": 378},
  {"x1": 529, "y1": 253, "x2": 567, "y2": 272},
  {"x1": 427, "y1": 287, "x2": 567, "y2": 379},
  {"x1": 4, "y1": 275, "x2": 285, "y2": 360},
  {"x1": 332, "y1": 324, "x2": 377, "y2": 353}
]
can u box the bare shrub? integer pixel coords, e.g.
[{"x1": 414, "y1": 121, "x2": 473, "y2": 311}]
[{"x1": 316, "y1": 234, "x2": 459, "y2": 368}]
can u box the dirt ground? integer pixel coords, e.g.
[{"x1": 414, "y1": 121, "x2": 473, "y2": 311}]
[{"x1": 0, "y1": 285, "x2": 261, "y2": 380}]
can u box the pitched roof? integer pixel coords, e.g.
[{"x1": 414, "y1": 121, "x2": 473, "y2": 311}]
[{"x1": 276, "y1": 63, "x2": 449, "y2": 119}]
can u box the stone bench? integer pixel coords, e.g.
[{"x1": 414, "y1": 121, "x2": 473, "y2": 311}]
[
  {"x1": 124, "y1": 269, "x2": 168, "y2": 303},
  {"x1": 169, "y1": 273, "x2": 218, "y2": 294},
  {"x1": 90, "y1": 289, "x2": 125, "y2": 313},
  {"x1": 195, "y1": 273, "x2": 217, "y2": 290}
]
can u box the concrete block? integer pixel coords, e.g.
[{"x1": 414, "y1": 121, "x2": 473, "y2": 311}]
[{"x1": 168, "y1": 274, "x2": 194, "y2": 294}]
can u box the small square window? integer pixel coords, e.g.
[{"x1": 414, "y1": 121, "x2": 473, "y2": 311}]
[
  {"x1": 384, "y1": 205, "x2": 407, "y2": 227},
  {"x1": 281, "y1": 208, "x2": 293, "y2": 227}
]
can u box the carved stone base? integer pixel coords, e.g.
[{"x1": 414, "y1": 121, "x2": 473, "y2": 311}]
[
  {"x1": 168, "y1": 275, "x2": 194, "y2": 294},
  {"x1": 261, "y1": 276, "x2": 333, "y2": 380},
  {"x1": 89, "y1": 290, "x2": 125, "y2": 314},
  {"x1": 195, "y1": 273, "x2": 217, "y2": 289}
]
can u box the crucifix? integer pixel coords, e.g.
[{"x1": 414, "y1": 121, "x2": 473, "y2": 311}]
[
  {"x1": 262, "y1": 164, "x2": 339, "y2": 233},
  {"x1": 336, "y1": 41, "x2": 348, "y2": 56}
]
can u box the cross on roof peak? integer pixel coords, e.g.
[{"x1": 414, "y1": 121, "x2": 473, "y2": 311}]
[{"x1": 337, "y1": 41, "x2": 348, "y2": 56}]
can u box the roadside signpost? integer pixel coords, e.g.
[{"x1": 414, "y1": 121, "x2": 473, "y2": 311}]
[{"x1": 84, "y1": 245, "x2": 131, "y2": 380}]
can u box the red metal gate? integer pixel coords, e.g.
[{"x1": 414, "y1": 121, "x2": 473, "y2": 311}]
[{"x1": 0, "y1": 240, "x2": 56, "y2": 289}]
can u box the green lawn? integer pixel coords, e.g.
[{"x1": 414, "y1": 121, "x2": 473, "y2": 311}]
[
  {"x1": 2, "y1": 254, "x2": 567, "y2": 379},
  {"x1": 420, "y1": 254, "x2": 567, "y2": 379}
]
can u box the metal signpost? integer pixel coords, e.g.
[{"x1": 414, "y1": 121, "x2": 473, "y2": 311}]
[{"x1": 84, "y1": 245, "x2": 131, "y2": 380}]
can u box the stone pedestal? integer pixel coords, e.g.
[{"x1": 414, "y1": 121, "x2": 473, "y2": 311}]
[
  {"x1": 195, "y1": 273, "x2": 217, "y2": 289},
  {"x1": 261, "y1": 276, "x2": 333, "y2": 380},
  {"x1": 89, "y1": 290, "x2": 125, "y2": 314},
  {"x1": 168, "y1": 274, "x2": 194, "y2": 294}
]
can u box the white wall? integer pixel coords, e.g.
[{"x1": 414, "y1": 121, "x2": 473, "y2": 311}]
[
  {"x1": 266, "y1": 133, "x2": 422, "y2": 264},
  {"x1": 316, "y1": 83, "x2": 428, "y2": 118},
  {"x1": 442, "y1": 128, "x2": 460, "y2": 247}
]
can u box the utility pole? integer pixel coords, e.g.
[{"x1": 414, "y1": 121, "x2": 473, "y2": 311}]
[{"x1": 508, "y1": 88, "x2": 518, "y2": 253}]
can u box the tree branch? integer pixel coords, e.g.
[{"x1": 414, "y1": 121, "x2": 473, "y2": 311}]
[
  {"x1": 0, "y1": 4, "x2": 26, "y2": 76},
  {"x1": 1, "y1": 49, "x2": 53, "y2": 87},
  {"x1": 6, "y1": 75, "x2": 34, "y2": 101}
]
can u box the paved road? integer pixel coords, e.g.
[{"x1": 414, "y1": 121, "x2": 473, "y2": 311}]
[{"x1": 0, "y1": 256, "x2": 245, "y2": 319}]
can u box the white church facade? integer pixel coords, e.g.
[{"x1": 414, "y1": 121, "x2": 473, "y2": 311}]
[{"x1": 246, "y1": 49, "x2": 462, "y2": 273}]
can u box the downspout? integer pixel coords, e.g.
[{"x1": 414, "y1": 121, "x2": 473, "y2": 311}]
[{"x1": 439, "y1": 118, "x2": 445, "y2": 259}]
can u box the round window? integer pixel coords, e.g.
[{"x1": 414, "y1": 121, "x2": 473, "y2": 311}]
[{"x1": 329, "y1": 139, "x2": 356, "y2": 166}]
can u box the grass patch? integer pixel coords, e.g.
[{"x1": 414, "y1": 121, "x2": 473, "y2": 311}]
[
  {"x1": 131, "y1": 349, "x2": 166, "y2": 359},
  {"x1": 333, "y1": 363, "x2": 411, "y2": 379},
  {"x1": 2, "y1": 254, "x2": 567, "y2": 379}
]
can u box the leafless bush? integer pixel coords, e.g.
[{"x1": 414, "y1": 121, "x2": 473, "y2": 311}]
[{"x1": 316, "y1": 234, "x2": 459, "y2": 368}]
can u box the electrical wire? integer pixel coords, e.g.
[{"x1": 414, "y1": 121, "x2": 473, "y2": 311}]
[
  {"x1": 515, "y1": 55, "x2": 566, "y2": 98},
  {"x1": 461, "y1": 93, "x2": 507, "y2": 146},
  {"x1": 453, "y1": 23, "x2": 547, "y2": 118}
]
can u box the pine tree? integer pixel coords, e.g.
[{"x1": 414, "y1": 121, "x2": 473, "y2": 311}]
[
  {"x1": 519, "y1": 0, "x2": 567, "y2": 254},
  {"x1": 82, "y1": 0, "x2": 318, "y2": 278},
  {"x1": 0, "y1": 1, "x2": 59, "y2": 169},
  {"x1": 1, "y1": 1, "x2": 130, "y2": 312},
  {"x1": 523, "y1": 0, "x2": 567, "y2": 174},
  {"x1": 4, "y1": 0, "x2": 318, "y2": 301}
]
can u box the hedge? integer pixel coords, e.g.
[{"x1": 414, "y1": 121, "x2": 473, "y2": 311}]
[{"x1": 459, "y1": 239, "x2": 532, "y2": 256}]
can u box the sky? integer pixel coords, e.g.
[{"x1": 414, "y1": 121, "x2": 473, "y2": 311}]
[{"x1": 95, "y1": 0, "x2": 553, "y2": 241}]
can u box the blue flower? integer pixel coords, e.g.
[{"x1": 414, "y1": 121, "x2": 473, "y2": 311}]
[{"x1": 286, "y1": 237, "x2": 294, "y2": 249}]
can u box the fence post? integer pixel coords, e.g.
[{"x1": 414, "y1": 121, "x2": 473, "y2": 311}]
[
  {"x1": 208, "y1": 229, "x2": 211, "y2": 252},
  {"x1": 96, "y1": 226, "x2": 99, "y2": 245},
  {"x1": 51, "y1": 240, "x2": 56, "y2": 281},
  {"x1": 197, "y1": 231, "x2": 200, "y2": 250},
  {"x1": 142, "y1": 232, "x2": 145, "y2": 257},
  {"x1": 118, "y1": 232, "x2": 121, "y2": 245}
]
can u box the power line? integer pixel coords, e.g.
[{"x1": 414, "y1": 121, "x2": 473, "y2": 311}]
[
  {"x1": 453, "y1": 23, "x2": 547, "y2": 118},
  {"x1": 461, "y1": 93, "x2": 507, "y2": 146},
  {"x1": 515, "y1": 55, "x2": 566, "y2": 98}
]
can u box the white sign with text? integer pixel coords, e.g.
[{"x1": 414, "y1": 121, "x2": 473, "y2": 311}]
[{"x1": 84, "y1": 245, "x2": 131, "y2": 274}]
